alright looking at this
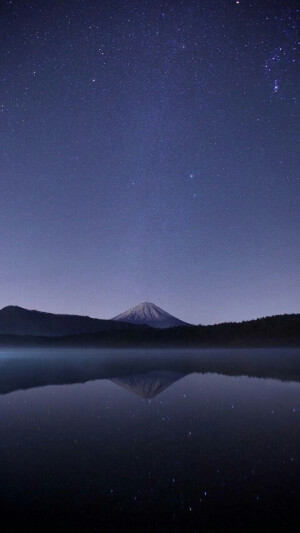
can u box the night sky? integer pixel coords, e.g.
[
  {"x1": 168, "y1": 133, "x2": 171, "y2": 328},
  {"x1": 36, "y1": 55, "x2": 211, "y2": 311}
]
[{"x1": 1, "y1": 0, "x2": 299, "y2": 324}]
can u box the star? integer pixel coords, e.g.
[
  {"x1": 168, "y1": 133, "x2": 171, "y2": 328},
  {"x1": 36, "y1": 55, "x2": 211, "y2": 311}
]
[{"x1": 273, "y1": 79, "x2": 279, "y2": 93}]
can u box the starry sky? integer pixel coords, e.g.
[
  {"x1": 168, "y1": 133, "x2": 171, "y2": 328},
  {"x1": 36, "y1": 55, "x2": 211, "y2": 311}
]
[{"x1": 1, "y1": 0, "x2": 299, "y2": 324}]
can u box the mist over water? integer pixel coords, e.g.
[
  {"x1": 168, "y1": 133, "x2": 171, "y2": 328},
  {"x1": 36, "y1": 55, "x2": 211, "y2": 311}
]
[{"x1": 0, "y1": 349, "x2": 299, "y2": 532}]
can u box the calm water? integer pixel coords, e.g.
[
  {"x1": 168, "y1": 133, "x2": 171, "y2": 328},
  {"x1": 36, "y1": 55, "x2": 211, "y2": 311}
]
[{"x1": 0, "y1": 349, "x2": 299, "y2": 532}]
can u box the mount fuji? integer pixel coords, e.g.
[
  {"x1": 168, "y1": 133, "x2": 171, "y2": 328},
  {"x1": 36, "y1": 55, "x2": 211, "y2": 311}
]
[{"x1": 112, "y1": 302, "x2": 191, "y2": 329}]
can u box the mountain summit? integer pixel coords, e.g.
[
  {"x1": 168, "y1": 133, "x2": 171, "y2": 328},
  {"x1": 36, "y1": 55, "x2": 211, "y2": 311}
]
[{"x1": 112, "y1": 302, "x2": 191, "y2": 329}]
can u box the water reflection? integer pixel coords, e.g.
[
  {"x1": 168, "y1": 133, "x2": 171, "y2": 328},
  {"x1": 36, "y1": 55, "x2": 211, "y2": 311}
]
[
  {"x1": 0, "y1": 349, "x2": 299, "y2": 532},
  {"x1": 111, "y1": 371, "x2": 185, "y2": 398},
  {"x1": 0, "y1": 347, "x2": 299, "y2": 396}
]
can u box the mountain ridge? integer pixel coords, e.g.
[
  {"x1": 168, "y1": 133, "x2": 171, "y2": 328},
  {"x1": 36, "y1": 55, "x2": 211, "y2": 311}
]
[
  {"x1": 0, "y1": 304, "x2": 148, "y2": 337},
  {"x1": 0, "y1": 304, "x2": 299, "y2": 346},
  {"x1": 0, "y1": 312, "x2": 299, "y2": 347}
]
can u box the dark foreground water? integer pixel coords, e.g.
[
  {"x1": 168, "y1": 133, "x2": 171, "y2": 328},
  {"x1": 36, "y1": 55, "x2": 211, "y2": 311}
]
[{"x1": 0, "y1": 349, "x2": 299, "y2": 532}]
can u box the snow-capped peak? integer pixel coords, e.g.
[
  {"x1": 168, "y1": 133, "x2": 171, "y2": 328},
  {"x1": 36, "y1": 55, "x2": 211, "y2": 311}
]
[{"x1": 112, "y1": 302, "x2": 190, "y2": 329}]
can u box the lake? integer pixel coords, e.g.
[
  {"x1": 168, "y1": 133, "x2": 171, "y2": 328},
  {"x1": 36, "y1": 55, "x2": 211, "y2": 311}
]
[{"x1": 0, "y1": 348, "x2": 299, "y2": 532}]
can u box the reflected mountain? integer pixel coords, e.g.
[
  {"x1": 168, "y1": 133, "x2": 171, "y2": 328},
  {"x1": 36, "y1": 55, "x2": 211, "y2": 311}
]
[
  {"x1": 0, "y1": 348, "x2": 299, "y2": 396},
  {"x1": 111, "y1": 371, "x2": 185, "y2": 398}
]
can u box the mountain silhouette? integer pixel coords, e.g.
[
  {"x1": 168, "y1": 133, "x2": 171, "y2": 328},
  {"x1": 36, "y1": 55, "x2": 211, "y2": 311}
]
[{"x1": 0, "y1": 305, "x2": 145, "y2": 337}]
